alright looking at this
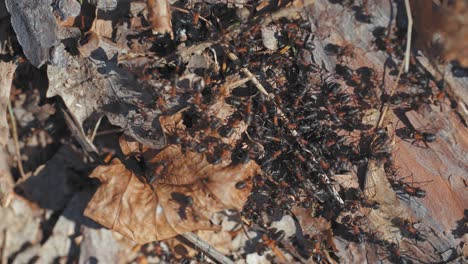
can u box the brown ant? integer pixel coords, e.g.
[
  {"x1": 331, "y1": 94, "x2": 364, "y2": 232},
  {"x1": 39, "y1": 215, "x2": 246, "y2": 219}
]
[
  {"x1": 349, "y1": 218, "x2": 365, "y2": 243},
  {"x1": 387, "y1": 176, "x2": 429, "y2": 198},
  {"x1": 324, "y1": 43, "x2": 354, "y2": 62},
  {"x1": 146, "y1": 161, "x2": 168, "y2": 184},
  {"x1": 398, "y1": 218, "x2": 425, "y2": 241},
  {"x1": 255, "y1": 231, "x2": 287, "y2": 262},
  {"x1": 386, "y1": 242, "x2": 409, "y2": 264},
  {"x1": 409, "y1": 130, "x2": 436, "y2": 146}
]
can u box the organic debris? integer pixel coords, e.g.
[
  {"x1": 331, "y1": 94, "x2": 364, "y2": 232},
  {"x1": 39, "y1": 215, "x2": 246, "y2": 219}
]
[{"x1": 0, "y1": 0, "x2": 466, "y2": 263}]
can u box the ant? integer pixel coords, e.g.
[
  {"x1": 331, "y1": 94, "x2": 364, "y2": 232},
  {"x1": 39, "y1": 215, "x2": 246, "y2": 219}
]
[
  {"x1": 397, "y1": 126, "x2": 440, "y2": 154},
  {"x1": 218, "y1": 114, "x2": 242, "y2": 138},
  {"x1": 323, "y1": 43, "x2": 354, "y2": 62},
  {"x1": 409, "y1": 130, "x2": 436, "y2": 146},
  {"x1": 309, "y1": 235, "x2": 326, "y2": 263},
  {"x1": 386, "y1": 242, "x2": 410, "y2": 264},
  {"x1": 146, "y1": 161, "x2": 168, "y2": 184},
  {"x1": 344, "y1": 215, "x2": 365, "y2": 243},
  {"x1": 255, "y1": 229, "x2": 287, "y2": 261},
  {"x1": 393, "y1": 217, "x2": 426, "y2": 241},
  {"x1": 352, "y1": 3, "x2": 372, "y2": 23},
  {"x1": 387, "y1": 176, "x2": 428, "y2": 198}
]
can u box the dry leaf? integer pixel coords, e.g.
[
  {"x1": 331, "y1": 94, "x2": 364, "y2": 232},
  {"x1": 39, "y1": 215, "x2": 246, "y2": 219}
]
[
  {"x1": 412, "y1": 0, "x2": 468, "y2": 66},
  {"x1": 85, "y1": 145, "x2": 260, "y2": 243},
  {"x1": 147, "y1": 0, "x2": 173, "y2": 39},
  {"x1": 47, "y1": 45, "x2": 170, "y2": 149},
  {"x1": 291, "y1": 207, "x2": 331, "y2": 237},
  {"x1": 0, "y1": 61, "x2": 16, "y2": 147}
]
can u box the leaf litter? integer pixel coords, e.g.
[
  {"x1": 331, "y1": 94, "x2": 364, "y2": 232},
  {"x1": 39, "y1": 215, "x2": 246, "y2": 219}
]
[{"x1": 0, "y1": 0, "x2": 467, "y2": 263}]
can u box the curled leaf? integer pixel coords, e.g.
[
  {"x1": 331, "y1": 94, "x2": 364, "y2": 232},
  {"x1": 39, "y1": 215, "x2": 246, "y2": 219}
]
[{"x1": 85, "y1": 145, "x2": 259, "y2": 243}]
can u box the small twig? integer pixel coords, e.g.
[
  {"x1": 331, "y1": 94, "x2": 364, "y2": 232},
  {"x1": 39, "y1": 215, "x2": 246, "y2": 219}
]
[
  {"x1": 403, "y1": 0, "x2": 412, "y2": 73},
  {"x1": 376, "y1": 61, "x2": 404, "y2": 129},
  {"x1": 7, "y1": 103, "x2": 24, "y2": 178},
  {"x1": 89, "y1": 115, "x2": 104, "y2": 142},
  {"x1": 171, "y1": 6, "x2": 213, "y2": 27},
  {"x1": 376, "y1": 0, "x2": 412, "y2": 129},
  {"x1": 62, "y1": 108, "x2": 99, "y2": 155},
  {"x1": 223, "y1": 49, "x2": 270, "y2": 97},
  {"x1": 227, "y1": 76, "x2": 253, "y2": 90},
  {"x1": 181, "y1": 232, "x2": 234, "y2": 264}
]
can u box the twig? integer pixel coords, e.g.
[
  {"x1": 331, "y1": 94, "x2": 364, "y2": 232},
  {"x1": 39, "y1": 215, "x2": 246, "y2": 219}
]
[
  {"x1": 376, "y1": 0, "x2": 412, "y2": 128},
  {"x1": 223, "y1": 50, "x2": 270, "y2": 97},
  {"x1": 89, "y1": 115, "x2": 104, "y2": 142},
  {"x1": 171, "y1": 6, "x2": 213, "y2": 27},
  {"x1": 376, "y1": 59, "x2": 404, "y2": 129},
  {"x1": 403, "y1": 0, "x2": 412, "y2": 73},
  {"x1": 62, "y1": 108, "x2": 99, "y2": 155},
  {"x1": 181, "y1": 232, "x2": 234, "y2": 264},
  {"x1": 7, "y1": 103, "x2": 24, "y2": 178},
  {"x1": 227, "y1": 76, "x2": 253, "y2": 90}
]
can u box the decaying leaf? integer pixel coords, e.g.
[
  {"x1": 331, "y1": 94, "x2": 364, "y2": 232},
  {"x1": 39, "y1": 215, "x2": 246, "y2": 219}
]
[
  {"x1": 5, "y1": 0, "x2": 58, "y2": 67},
  {"x1": 47, "y1": 45, "x2": 170, "y2": 149},
  {"x1": 147, "y1": 0, "x2": 173, "y2": 39},
  {"x1": 291, "y1": 206, "x2": 331, "y2": 237},
  {"x1": 0, "y1": 60, "x2": 16, "y2": 147},
  {"x1": 84, "y1": 144, "x2": 260, "y2": 243}
]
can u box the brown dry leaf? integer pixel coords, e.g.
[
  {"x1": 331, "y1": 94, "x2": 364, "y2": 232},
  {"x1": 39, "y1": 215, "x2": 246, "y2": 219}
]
[
  {"x1": 332, "y1": 174, "x2": 359, "y2": 191},
  {"x1": 84, "y1": 145, "x2": 260, "y2": 244},
  {"x1": 159, "y1": 76, "x2": 247, "y2": 147},
  {"x1": 0, "y1": 61, "x2": 17, "y2": 147},
  {"x1": 291, "y1": 206, "x2": 331, "y2": 237},
  {"x1": 147, "y1": 0, "x2": 173, "y2": 39},
  {"x1": 364, "y1": 159, "x2": 409, "y2": 242},
  {"x1": 412, "y1": 0, "x2": 468, "y2": 66},
  {"x1": 77, "y1": 31, "x2": 100, "y2": 58}
]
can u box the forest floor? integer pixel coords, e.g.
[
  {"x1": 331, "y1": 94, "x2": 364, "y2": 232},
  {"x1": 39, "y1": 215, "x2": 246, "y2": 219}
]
[{"x1": 0, "y1": 0, "x2": 467, "y2": 263}]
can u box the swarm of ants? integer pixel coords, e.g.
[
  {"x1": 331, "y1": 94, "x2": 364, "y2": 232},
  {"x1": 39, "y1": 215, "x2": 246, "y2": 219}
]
[{"x1": 127, "y1": 1, "x2": 450, "y2": 262}]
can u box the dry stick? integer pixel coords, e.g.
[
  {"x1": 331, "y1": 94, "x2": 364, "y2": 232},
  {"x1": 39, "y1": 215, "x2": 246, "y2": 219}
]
[
  {"x1": 182, "y1": 232, "x2": 234, "y2": 264},
  {"x1": 376, "y1": 63, "x2": 404, "y2": 129},
  {"x1": 227, "y1": 76, "x2": 253, "y2": 90},
  {"x1": 376, "y1": 0, "x2": 412, "y2": 128},
  {"x1": 171, "y1": 6, "x2": 213, "y2": 27},
  {"x1": 7, "y1": 103, "x2": 24, "y2": 178},
  {"x1": 224, "y1": 51, "x2": 270, "y2": 97},
  {"x1": 403, "y1": 0, "x2": 412, "y2": 73},
  {"x1": 89, "y1": 115, "x2": 104, "y2": 142},
  {"x1": 224, "y1": 48, "x2": 345, "y2": 205}
]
